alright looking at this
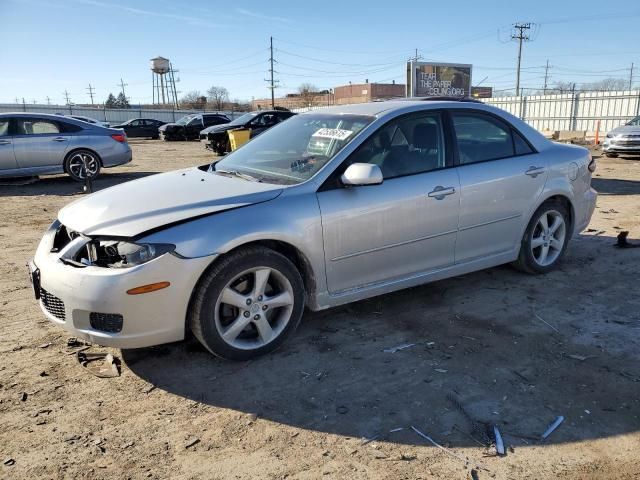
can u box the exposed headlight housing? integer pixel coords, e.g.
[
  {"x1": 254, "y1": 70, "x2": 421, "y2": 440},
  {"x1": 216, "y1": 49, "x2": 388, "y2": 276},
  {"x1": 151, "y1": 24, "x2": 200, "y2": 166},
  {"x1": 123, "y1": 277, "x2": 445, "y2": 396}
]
[{"x1": 93, "y1": 241, "x2": 175, "y2": 268}]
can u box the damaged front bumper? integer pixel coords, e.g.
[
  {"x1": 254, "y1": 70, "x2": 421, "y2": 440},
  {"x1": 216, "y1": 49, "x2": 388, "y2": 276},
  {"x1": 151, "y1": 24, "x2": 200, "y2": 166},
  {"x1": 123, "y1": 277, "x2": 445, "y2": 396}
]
[{"x1": 30, "y1": 221, "x2": 215, "y2": 349}]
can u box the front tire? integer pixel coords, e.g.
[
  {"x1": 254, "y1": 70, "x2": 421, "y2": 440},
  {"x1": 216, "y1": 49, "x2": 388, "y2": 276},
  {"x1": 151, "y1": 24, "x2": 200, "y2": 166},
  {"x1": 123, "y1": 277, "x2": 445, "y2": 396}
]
[
  {"x1": 64, "y1": 150, "x2": 101, "y2": 182},
  {"x1": 189, "y1": 247, "x2": 305, "y2": 360},
  {"x1": 513, "y1": 201, "x2": 570, "y2": 274}
]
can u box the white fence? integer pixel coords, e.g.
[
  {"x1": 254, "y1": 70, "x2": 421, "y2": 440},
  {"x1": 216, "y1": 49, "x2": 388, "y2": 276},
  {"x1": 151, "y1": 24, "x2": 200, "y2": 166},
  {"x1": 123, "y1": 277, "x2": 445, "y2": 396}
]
[
  {"x1": 484, "y1": 90, "x2": 640, "y2": 134},
  {"x1": 0, "y1": 104, "x2": 245, "y2": 124},
  {"x1": 295, "y1": 91, "x2": 640, "y2": 136}
]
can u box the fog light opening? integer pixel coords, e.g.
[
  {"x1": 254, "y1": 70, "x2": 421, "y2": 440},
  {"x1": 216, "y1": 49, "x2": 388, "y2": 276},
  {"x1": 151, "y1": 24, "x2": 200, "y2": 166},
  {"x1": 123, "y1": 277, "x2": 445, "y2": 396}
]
[{"x1": 126, "y1": 281, "x2": 171, "y2": 295}]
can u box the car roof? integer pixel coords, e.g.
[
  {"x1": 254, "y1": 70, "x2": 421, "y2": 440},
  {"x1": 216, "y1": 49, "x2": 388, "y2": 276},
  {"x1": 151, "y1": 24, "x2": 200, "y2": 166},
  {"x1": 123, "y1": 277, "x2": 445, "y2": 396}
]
[{"x1": 0, "y1": 112, "x2": 90, "y2": 126}]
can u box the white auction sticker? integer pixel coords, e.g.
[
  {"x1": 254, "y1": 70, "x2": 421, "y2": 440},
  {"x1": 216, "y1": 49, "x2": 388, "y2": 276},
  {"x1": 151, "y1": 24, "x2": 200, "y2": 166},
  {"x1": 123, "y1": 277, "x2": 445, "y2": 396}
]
[{"x1": 312, "y1": 128, "x2": 353, "y2": 141}]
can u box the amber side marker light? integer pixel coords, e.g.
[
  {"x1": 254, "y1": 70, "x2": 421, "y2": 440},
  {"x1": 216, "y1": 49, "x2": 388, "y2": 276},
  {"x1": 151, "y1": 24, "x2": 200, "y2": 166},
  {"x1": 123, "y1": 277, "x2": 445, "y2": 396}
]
[{"x1": 127, "y1": 282, "x2": 170, "y2": 295}]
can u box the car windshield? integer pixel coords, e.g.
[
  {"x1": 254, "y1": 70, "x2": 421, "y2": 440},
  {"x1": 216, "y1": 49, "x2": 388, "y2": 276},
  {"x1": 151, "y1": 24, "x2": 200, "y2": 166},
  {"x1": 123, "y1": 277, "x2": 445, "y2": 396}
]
[
  {"x1": 213, "y1": 113, "x2": 374, "y2": 185},
  {"x1": 227, "y1": 112, "x2": 258, "y2": 126},
  {"x1": 627, "y1": 116, "x2": 640, "y2": 126},
  {"x1": 176, "y1": 115, "x2": 196, "y2": 125}
]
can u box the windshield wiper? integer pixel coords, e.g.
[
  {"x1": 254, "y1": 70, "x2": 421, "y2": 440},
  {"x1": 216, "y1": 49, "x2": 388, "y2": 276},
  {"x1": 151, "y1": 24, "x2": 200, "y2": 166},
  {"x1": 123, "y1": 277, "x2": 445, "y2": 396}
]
[{"x1": 214, "y1": 168, "x2": 260, "y2": 182}]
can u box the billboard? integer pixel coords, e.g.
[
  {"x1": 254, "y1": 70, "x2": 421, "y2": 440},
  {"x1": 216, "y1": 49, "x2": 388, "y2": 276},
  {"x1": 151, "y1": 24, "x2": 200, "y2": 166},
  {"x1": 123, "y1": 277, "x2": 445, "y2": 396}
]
[{"x1": 406, "y1": 62, "x2": 472, "y2": 98}]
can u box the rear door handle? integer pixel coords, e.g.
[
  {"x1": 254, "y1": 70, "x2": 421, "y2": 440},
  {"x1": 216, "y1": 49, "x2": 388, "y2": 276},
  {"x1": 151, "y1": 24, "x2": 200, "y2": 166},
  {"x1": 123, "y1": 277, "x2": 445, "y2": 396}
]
[
  {"x1": 428, "y1": 186, "x2": 456, "y2": 200},
  {"x1": 525, "y1": 166, "x2": 545, "y2": 177},
  {"x1": 0, "y1": 139, "x2": 11, "y2": 145},
  {"x1": 52, "y1": 137, "x2": 68, "y2": 142}
]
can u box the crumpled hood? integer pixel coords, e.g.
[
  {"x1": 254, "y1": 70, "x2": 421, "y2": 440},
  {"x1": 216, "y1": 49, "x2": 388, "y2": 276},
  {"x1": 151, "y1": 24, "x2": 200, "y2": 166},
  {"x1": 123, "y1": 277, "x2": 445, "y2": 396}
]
[
  {"x1": 203, "y1": 123, "x2": 237, "y2": 136},
  {"x1": 609, "y1": 125, "x2": 640, "y2": 136},
  {"x1": 58, "y1": 167, "x2": 283, "y2": 237},
  {"x1": 158, "y1": 123, "x2": 181, "y2": 132}
]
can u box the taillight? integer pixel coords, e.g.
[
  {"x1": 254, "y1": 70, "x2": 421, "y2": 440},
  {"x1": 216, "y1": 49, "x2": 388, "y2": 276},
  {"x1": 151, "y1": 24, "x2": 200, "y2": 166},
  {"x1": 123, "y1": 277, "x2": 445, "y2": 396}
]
[{"x1": 111, "y1": 133, "x2": 127, "y2": 143}]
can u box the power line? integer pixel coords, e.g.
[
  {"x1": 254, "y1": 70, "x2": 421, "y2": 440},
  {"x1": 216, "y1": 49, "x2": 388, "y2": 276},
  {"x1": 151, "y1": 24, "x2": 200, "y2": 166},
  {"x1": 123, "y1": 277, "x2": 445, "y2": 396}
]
[
  {"x1": 630, "y1": 62, "x2": 635, "y2": 90},
  {"x1": 86, "y1": 83, "x2": 95, "y2": 105},
  {"x1": 511, "y1": 22, "x2": 534, "y2": 96},
  {"x1": 63, "y1": 90, "x2": 72, "y2": 105}
]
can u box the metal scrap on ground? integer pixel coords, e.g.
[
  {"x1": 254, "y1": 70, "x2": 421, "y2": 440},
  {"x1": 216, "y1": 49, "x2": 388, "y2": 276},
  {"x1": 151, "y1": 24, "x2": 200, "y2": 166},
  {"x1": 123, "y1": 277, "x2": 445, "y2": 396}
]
[
  {"x1": 410, "y1": 426, "x2": 488, "y2": 472},
  {"x1": 541, "y1": 416, "x2": 565, "y2": 440},
  {"x1": 383, "y1": 343, "x2": 416, "y2": 353},
  {"x1": 493, "y1": 425, "x2": 505, "y2": 455}
]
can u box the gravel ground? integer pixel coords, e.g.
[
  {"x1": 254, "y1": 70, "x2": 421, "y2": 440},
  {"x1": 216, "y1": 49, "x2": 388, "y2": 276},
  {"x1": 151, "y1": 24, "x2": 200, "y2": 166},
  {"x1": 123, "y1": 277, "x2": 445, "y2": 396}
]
[{"x1": 0, "y1": 139, "x2": 639, "y2": 480}]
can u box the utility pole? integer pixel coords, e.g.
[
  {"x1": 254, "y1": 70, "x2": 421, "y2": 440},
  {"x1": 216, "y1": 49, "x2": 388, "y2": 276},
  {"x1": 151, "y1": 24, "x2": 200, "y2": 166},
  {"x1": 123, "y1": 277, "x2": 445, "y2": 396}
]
[
  {"x1": 543, "y1": 59, "x2": 550, "y2": 94},
  {"x1": 63, "y1": 90, "x2": 72, "y2": 105},
  {"x1": 118, "y1": 78, "x2": 128, "y2": 98},
  {"x1": 630, "y1": 62, "x2": 635, "y2": 90},
  {"x1": 511, "y1": 22, "x2": 532, "y2": 96},
  {"x1": 267, "y1": 36, "x2": 276, "y2": 108},
  {"x1": 46, "y1": 96, "x2": 51, "y2": 105},
  {"x1": 86, "y1": 83, "x2": 95, "y2": 105}
]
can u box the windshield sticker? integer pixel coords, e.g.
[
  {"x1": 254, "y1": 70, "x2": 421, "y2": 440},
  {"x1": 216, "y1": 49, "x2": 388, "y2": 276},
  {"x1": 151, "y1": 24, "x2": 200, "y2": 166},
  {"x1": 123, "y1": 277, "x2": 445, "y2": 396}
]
[{"x1": 312, "y1": 128, "x2": 353, "y2": 141}]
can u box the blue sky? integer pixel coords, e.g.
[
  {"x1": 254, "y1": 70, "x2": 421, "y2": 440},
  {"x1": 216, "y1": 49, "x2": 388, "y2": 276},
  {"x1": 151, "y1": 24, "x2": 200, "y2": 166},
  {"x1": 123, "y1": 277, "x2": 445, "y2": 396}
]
[{"x1": 1, "y1": 0, "x2": 639, "y2": 105}]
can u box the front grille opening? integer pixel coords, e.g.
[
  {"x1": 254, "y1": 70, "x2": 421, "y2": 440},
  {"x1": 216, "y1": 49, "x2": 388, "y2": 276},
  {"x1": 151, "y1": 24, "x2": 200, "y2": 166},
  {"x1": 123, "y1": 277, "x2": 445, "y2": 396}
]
[
  {"x1": 90, "y1": 312, "x2": 123, "y2": 333},
  {"x1": 40, "y1": 288, "x2": 65, "y2": 321}
]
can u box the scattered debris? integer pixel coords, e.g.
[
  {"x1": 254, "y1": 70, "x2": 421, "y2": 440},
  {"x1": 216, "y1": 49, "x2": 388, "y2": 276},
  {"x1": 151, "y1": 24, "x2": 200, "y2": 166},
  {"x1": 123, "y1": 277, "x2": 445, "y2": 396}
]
[
  {"x1": 64, "y1": 337, "x2": 90, "y2": 355},
  {"x1": 77, "y1": 352, "x2": 121, "y2": 378},
  {"x1": 567, "y1": 354, "x2": 595, "y2": 361},
  {"x1": 3, "y1": 458, "x2": 15, "y2": 466},
  {"x1": 64, "y1": 434, "x2": 81, "y2": 443},
  {"x1": 447, "y1": 393, "x2": 491, "y2": 446},
  {"x1": 184, "y1": 437, "x2": 200, "y2": 449},
  {"x1": 541, "y1": 416, "x2": 565, "y2": 440},
  {"x1": 360, "y1": 434, "x2": 381, "y2": 445},
  {"x1": 383, "y1": 343, "x2": 416, "y2": 353},
  {"x1": 411, "y1": 426, "x2": 488, "y2": 471},
  {"x1": 434, "y1": 368, "x2": 448, "y2": 373},
  {"x1": 534, "y1": 313, "x2": 560, "y2": 333},
  {"x1": 143, "y1": 385, "x2": 157, "y2": 394},
  {"x1": 38, "y1": 342, "x2": 52, "y2": 349},
  {"x1": 615, "y1": 231, "x2": 640, "y2": 248},
  {"x1": 493, "y1": 425, "x2": 505, "y2": 456},
  {"x1": 389, "y1": 427, "x2": 404, "y2": 433},
  {"x1": 335, "y1": 405, "x2": 349, "y2": 415}
]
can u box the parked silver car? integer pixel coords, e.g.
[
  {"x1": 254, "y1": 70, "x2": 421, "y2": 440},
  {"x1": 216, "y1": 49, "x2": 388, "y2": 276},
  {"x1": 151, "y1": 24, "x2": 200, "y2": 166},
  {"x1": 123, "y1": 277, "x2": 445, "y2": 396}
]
[
  {"x1": 603, "y1": 115, "x2": 640, "y2": 157},
  {"x1": 30, "y1": 99, "x2": 597, "y2": 360},
  {"x1": 0, "y1": 113, "x2": 131, "y2": 181}
]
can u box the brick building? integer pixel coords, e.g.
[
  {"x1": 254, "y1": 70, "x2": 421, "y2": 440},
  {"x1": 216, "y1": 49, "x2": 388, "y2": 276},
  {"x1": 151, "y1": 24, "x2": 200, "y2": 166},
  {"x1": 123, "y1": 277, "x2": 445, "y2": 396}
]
[{"x1": 333, "y1": 82, "x2": 405, "y2": 105}]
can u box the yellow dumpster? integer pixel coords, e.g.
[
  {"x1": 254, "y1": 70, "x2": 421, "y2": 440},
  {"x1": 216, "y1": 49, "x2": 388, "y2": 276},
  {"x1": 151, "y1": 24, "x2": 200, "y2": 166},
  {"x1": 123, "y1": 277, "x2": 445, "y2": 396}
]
[{"x1": 227, "y1": 128, "x2": 251, "y2": 151}]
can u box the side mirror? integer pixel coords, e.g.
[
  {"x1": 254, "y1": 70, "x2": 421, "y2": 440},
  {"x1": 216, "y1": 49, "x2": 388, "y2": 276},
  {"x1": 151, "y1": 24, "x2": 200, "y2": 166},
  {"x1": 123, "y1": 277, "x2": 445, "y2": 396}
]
[{"x1": 341, "y1": 163, "x2": 383, "y2": 186}]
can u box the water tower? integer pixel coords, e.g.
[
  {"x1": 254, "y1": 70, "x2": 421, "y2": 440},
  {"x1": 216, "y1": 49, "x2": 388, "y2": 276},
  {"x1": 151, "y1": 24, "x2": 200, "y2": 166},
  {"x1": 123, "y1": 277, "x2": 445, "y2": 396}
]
[{"x1": 151, "y1": 56, "x2": 178, "y2": 108}]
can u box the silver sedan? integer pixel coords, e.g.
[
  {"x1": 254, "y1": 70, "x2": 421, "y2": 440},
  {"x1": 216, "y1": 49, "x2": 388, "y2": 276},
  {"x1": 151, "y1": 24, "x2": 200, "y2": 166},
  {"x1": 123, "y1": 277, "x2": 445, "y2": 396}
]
[
  {"x1": 0, "y1": 112, "x2": 131, "y2": 181},
  {"x1": 31, "y1": 99, "x2": 597, "y2": 360}
]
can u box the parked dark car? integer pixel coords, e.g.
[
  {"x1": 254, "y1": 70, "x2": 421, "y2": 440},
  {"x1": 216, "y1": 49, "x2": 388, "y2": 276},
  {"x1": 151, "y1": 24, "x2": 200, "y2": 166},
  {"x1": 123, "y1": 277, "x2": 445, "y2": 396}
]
[
  {"x1": 111, "y1": 118, "x2": 166, "y2": 139},
  {"x1": 201, "y1": 110, "x2": 296, "y2": 154},
  {"x1": 159, "y1": 113, "x2": 230, "y2": 141}
]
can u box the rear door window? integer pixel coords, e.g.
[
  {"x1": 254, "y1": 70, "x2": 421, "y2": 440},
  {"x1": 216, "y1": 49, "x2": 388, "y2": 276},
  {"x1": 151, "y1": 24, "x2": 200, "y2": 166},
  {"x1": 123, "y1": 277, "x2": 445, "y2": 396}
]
[
  {"x1": 452, "y1": 112, "x2": 536, "y2": 164},
  {"x1": 16, "y1": 119, "x2": 61, "y2": 135},
  {"x1": 0, "y1": 120, "x2": 9, "y2": 136}
]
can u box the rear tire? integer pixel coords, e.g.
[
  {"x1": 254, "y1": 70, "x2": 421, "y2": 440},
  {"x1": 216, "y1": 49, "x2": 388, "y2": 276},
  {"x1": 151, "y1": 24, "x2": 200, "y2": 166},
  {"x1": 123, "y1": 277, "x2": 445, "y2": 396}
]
[
  {"x1": 513, "y1": 200, "x2": 570, "y2": 274},
  {"x1": 189, "y1": 247, "x2": 305, "y2": 360},
  {"x1": 64, "y1": 149, "x2": 101, "y2": 182},
  {"x1": 605, "y1": 153, "x2": 618, "y2": 158}
]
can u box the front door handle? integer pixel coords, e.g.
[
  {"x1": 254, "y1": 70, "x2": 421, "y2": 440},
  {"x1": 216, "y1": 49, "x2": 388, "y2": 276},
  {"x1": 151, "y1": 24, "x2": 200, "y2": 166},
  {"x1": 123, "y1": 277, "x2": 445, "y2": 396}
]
[
  {"x1": 525, "y1": 166, "x2": 545, "y2": 178},
  {"x1": 428, "y1": 185, "x2": 456, "y2": 200},
  {"x1": 0, "y1": 139, "x2": 11, "y2": 145},
  {"x1": 52, "y1": 137, "x2": 68, "y2": 142}
]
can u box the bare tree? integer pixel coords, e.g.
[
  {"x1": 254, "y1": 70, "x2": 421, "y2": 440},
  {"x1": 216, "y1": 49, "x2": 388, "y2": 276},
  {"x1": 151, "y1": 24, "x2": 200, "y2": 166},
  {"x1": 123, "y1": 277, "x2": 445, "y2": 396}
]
[
  {"x1": 582, "y1": 78, "x2": 627, "y2": 92},
  {"x1": 298, "y1": 83, "x2": 318, "y2": 107},
  {"x1": 180, "y1": 91, "x2": 207, "y2": 109},
  {"x1": 207, "y1": 86, "x2": 229, "y2": 110}
]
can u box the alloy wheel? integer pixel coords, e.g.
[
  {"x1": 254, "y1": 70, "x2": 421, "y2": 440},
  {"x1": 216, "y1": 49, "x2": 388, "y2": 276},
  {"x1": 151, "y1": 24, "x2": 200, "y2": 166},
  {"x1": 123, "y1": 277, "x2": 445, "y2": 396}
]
[
  {"x1": 214, "y1": 267, "x2": 294, "y2": 350},
  {"x1": 530, "y1": 209, "x2": 566, "y2": 267},
  {"x1": 68, "y1": 152, "x2": 99, "y2": 179}
]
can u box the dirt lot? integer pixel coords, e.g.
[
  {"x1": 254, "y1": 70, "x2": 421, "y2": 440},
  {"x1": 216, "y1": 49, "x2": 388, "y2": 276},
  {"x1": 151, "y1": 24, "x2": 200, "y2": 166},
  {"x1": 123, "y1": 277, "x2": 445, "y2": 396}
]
[{"x1": 1, "y1": 139, "x2": 639, "y2": 480}]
